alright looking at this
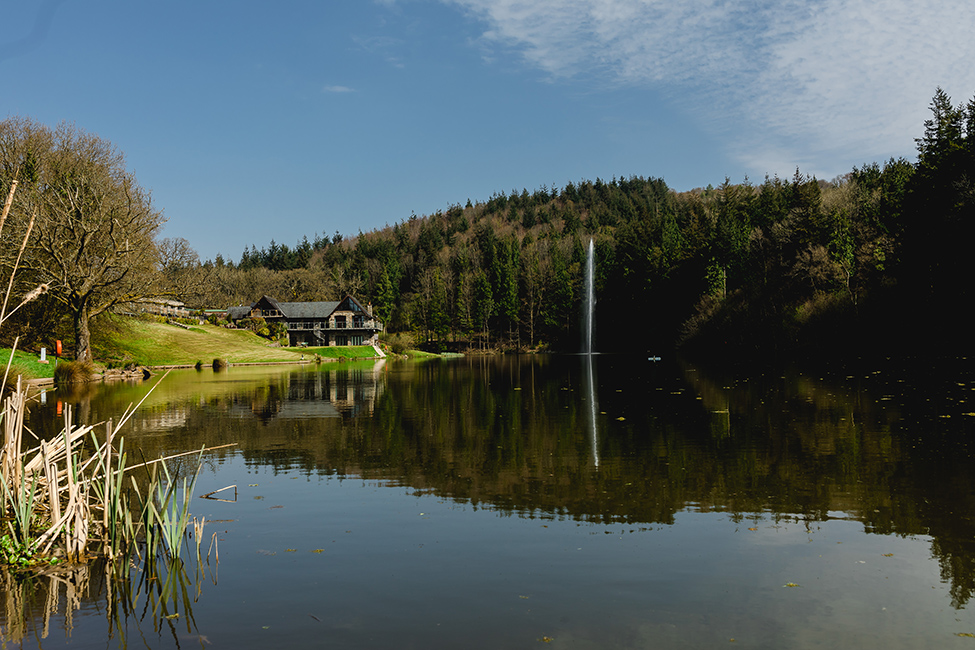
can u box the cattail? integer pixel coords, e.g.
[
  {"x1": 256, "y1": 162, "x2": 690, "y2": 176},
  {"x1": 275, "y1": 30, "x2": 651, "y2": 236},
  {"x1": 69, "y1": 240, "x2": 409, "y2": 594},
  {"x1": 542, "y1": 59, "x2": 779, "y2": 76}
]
[
  {"x1": 21, "y1": 283, "x2": 49, "y2": 303},
  {"x1": 0, "y1": 284, "x2": 50, "y2": 326}
]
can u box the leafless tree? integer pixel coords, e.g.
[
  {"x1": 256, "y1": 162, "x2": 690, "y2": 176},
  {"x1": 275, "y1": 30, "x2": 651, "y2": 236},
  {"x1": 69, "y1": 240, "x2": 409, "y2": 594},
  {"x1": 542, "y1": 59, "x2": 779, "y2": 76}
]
[{"x1": 1, "y1": 118, "x2": 165, "y2": 362}]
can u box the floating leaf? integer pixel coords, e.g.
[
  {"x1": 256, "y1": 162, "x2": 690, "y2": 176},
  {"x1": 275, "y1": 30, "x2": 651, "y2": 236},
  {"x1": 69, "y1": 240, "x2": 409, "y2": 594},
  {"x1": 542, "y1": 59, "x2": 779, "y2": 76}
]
[
  {"x1": 285, "y1": 548, "x2": 297, "y2": 552},
  {"x1": 748, "y1": 527, "x2": 758, "y2": 531},
  {"x1": 956, "y1": 632, "x2": 975, "y2": 637},
  {"x1": 165, "y1": 613, "x2": 179, "y2": 620},
  {"x1": 249, "y1": 484, "x2": 259, "y2": 487},
  {"x1": 540, "y1": 636, "x2": 554, "y2": 643},
  {"x1": 519, "y1": 595, "x2": 530, "y2": 599},
  {"x1": 311, "y1": 549, "x2": 325, "y2": 553},
  {"x1": 883, "y1": 553, "x2": 894, "y2": 557},
  {"x1": 783, "y1": 583, "x2": 800, "y2": 588}
]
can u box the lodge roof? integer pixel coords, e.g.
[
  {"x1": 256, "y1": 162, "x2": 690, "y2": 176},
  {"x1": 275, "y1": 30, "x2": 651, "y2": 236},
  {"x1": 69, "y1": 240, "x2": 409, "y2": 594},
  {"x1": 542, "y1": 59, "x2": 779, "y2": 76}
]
[{"x1": 226, "y1": 295, "x2": 376, "y2": 322}]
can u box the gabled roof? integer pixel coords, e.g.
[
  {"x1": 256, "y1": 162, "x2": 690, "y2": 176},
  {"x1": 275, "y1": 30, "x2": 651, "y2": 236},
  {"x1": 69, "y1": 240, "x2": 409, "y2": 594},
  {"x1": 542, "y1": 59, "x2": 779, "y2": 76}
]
[
  {"x1": 253, "y1": 295, "x2": 283, "y2": 312},
  {"x1": 227, "y1": 305, "x2": 251, "y2": 320},
  {"x1": 279, "y1": 301, "x2": 341, "y2": 319},
  {"x1": 226, "y1": 295, "x2": 378, "y2": 322}
]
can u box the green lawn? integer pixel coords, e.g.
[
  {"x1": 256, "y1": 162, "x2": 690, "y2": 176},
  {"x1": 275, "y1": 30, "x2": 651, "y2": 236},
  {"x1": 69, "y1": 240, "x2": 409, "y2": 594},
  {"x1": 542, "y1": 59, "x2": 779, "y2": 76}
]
[
  {"x1": 96, "y1": 319, "x2": 307, "y2": 366},
  {"x1": 0, "y1": 348, "x2": 56, "y2": 381},
  {"x1": 287, "y1": 345, "x2": 381, "y2": 359},
  {"x1": 5, "y1": 319, "x2": 387, "y2": 377}
]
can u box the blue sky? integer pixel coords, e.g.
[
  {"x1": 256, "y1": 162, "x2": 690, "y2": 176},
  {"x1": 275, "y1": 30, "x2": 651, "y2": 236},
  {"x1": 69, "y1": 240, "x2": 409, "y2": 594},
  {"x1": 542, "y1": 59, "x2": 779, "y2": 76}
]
[{"x1": 3, "y1": 0, "x2": 973, "y2": 261}]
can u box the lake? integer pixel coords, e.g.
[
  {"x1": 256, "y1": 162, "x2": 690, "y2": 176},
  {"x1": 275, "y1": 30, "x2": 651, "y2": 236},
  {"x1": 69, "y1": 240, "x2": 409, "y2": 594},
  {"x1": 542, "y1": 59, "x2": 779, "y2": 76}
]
[{"x1": 5, "y1": 353, "x2": 975, "y2": 648}]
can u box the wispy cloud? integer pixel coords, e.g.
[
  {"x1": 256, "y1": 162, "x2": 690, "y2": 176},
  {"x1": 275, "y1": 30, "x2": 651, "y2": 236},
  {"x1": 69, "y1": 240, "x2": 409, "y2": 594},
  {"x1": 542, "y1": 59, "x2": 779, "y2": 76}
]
[
  {"x1": 442, "y1": 0, "x2": 975, "y2": 178},
  {"x1": 323, "y1": 85, "x2": 356, "y2": 93}
]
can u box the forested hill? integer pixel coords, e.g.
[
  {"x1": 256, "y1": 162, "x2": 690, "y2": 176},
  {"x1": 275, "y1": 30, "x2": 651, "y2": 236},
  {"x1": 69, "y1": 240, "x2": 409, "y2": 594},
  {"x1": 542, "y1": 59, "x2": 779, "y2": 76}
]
[{"x1": 194, "y1": 89, "x2": 975, "y2": 358}]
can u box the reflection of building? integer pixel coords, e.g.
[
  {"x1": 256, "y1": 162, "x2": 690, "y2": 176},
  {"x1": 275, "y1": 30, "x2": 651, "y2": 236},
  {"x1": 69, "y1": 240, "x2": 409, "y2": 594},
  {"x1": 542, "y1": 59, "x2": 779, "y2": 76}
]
[
  {"x1": 122, "y1": 405, "x2": 191, "y2": 433},
  {"x1": 235, "y1": 362, "x2": 387, "y2": 423},
  {"x1": 226, "y1": 295, "x2": 382, "y2": 347}
]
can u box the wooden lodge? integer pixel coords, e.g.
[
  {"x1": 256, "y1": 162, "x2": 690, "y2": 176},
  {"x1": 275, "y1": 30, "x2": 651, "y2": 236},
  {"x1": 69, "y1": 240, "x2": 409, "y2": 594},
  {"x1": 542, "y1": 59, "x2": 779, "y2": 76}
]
[{"x1": 226, "y1": 295, "x2": 382, "y2": 347}]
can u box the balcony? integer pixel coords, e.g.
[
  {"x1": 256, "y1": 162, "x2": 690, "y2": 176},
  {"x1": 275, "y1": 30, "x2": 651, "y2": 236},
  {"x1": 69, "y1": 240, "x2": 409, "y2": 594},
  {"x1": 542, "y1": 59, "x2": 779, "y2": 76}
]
[{"x1": 285, "y1": 320, "x2": 382, "y2": 331}]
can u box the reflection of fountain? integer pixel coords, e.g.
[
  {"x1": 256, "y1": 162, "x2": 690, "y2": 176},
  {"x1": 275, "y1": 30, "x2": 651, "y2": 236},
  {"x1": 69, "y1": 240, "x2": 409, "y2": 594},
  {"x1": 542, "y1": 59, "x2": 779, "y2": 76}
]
[{"x1": 584, "y1": 355, "x2": 600, "y2": 467}]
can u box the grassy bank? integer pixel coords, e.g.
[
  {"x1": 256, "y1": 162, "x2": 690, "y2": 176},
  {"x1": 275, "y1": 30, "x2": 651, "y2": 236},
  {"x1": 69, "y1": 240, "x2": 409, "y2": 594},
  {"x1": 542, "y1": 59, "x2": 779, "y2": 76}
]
[
  {"x1": 0, "y1": 348, "x2": 56, "y2": 381},
  {"x1": 287, "y1": 345, "x2": 382, "y2": 360},
  {"x1": 95, "y1": 317, "x2": 384, "y2": 366},
  {"x1": 4, "y1": 319, "x2": 387, "y2": 379},
  {"x1": 95, "y1": 318, "x2": 306, "y2": 366}
]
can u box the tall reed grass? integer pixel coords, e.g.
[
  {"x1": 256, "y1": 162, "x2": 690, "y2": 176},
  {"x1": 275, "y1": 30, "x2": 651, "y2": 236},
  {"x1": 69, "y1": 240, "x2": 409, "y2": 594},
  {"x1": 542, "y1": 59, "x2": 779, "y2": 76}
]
[{"x1": 0, "y1": 377, "x2": 215, "y2": 567}]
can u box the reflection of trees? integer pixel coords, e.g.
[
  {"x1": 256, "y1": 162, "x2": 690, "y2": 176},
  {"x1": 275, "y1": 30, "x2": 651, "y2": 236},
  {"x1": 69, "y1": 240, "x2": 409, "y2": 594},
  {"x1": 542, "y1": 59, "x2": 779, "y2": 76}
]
[{"x1": 25, "y1": 355, "x2": 975, "y2": 610}]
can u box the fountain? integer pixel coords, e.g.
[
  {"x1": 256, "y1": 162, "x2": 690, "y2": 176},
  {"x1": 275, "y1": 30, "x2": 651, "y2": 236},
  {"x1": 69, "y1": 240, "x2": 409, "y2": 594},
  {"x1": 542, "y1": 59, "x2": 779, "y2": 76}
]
[
  {"x1": 583, "y1": 239, "x2": 599, "y2": 466},
  {"x1": 584, "y1": 238, "x2": 595, "y2": 355}
]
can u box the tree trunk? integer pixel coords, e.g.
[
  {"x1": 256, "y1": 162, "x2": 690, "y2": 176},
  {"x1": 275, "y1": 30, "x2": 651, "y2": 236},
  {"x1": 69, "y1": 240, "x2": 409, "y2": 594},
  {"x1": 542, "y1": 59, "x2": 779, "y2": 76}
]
[{"x1": 74, "y1": 302, "x2": 93, "y2": 363}]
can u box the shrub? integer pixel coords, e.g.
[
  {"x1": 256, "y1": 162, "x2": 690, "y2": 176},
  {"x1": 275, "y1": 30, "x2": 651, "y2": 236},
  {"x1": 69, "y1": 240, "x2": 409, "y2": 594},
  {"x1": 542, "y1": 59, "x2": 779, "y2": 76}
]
[
  {"x1": 381, "y1": 332, "x2": 413, "y2": 355},
  {"x1": 212, "y1": 358, "x2": 228, "y2": 371},
  {"x1": 267, "y1": 321, "x2": 288, "y2": 340},
  {"x1": 53, "y1": 359, "x2": 93, "y2": 385}
]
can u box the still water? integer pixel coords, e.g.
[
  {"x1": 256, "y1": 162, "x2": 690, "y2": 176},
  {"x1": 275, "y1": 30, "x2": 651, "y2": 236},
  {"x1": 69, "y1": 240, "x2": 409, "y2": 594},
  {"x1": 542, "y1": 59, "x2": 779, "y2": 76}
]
[{"x1": 5, "y1": 354, "x2": 975, "y2": 648}]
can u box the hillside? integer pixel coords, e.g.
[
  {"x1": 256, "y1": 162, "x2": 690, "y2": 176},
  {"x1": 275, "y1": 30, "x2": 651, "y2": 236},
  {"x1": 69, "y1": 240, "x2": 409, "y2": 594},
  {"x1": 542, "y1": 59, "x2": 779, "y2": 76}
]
[
  {"x1": 94, "y1": 318, "x2": 306, "y2": 366},
  {"x1": 183, "y1": 89, "x2": 974, "y2": 359}
]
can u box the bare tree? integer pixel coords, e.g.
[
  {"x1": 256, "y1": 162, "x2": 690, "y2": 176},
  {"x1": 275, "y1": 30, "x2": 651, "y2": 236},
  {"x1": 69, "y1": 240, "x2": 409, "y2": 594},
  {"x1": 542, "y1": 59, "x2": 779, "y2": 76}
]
[{"x1": 2, "y1": 119, "x2": 165, "y2": 362}]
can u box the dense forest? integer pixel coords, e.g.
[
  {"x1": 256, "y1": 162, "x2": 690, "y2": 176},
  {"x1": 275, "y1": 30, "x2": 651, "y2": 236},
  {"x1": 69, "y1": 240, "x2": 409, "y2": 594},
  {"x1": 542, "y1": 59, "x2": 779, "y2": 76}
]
[
  {"x1": 178, "y1": 89, "x2": 972, "y2": 358},
  {"x1": 4, "y1": 89, "x2": 974, "y2": 360}
]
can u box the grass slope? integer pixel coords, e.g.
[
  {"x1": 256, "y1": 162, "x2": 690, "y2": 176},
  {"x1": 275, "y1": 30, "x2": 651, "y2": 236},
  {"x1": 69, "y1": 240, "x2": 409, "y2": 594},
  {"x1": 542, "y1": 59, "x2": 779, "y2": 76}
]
[
  {"x1": 1, "y1": 348, "x2": 56, "y2": 381},
  {"x1": 96, "y1": 319, "x2": 306, "y2": 366}
]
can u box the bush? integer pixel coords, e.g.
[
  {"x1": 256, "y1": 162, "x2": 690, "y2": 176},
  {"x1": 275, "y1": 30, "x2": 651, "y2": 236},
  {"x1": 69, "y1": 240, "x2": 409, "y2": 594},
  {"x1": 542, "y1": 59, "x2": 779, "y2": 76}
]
[
  {"x1": 267, "y1": 321, "x2": 287, "y2": 340},
  {"x1": 53, "y1": 359, "x2": 93, "y2": 385},
  {"x1": 212, "y1": 358, "x2": 228, "y2": 371},
  {"x1": 381, "y1": 332, "x2": 413, "y2": 355}
]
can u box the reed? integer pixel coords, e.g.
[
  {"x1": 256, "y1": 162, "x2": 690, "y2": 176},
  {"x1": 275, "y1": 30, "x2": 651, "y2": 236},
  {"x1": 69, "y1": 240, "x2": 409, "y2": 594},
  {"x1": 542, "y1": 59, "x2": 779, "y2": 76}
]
[{"x1": 0, "y1": 379, "x2": 223, "y2": 569}]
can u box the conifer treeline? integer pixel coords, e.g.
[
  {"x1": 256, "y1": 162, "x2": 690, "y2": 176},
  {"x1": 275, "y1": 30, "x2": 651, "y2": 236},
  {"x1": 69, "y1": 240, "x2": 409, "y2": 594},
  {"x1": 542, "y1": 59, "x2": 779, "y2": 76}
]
[{"x1": 191, "y1": 89, "x2": 975, "y2": 356}]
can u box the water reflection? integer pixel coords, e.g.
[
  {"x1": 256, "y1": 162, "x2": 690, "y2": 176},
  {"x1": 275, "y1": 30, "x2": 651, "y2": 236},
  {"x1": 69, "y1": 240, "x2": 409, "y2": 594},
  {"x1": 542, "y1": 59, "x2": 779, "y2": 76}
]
[
  {"x1": 583, "y1": 355, "x2": 599, "y2": 468},
  {"x1": 0, "y1": 553, "x2": 215, "y2": 647},
  {"x1": 11, "y1": 355, "x2": 975, "y2": 647}
]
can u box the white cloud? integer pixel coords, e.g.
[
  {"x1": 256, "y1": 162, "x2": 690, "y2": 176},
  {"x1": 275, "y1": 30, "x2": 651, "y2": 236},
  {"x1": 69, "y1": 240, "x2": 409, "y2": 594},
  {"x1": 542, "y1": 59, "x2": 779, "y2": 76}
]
[{"x1": 443, "y1": 0, "x2": 975, "y2": 178}]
